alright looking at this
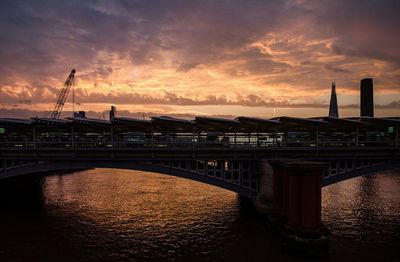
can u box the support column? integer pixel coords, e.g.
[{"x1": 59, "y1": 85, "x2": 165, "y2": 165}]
[
  {"x1": 253, "y1": 159, "x2": 274, "y2": 214},
  {"x1": 110, "y1": 125, "x2": 115, "y2": 158},
  {"x1": 355, "y1": 126, "x2": 359, "y2": 147},
  {"x1": 110, "y1": 125, "x2": 114, "y2": 147},
  {"x1": 234, "y1": 128, "x2": 237, "y2": 147},
  {"x1": 151, "y1": 127, "x2": 154, "y2": 150},
  {"x1": 151, "y1": 127, "x2": 155, "y2": 158},
  {"x1": 32, "y1": 125, "x2": 36, "y2": 149},
  {"x1": 192, "y1": 127, "x2": 195, "y2": 151},
  {"x1": 253, "y1": 159, "x2": 292, "y2": 232},
  {"x1": 71, "y1": 126, "x2": 75, "y2": 149},
  {"x1": 266, "y1": 160, "x2": 290, "y2": 230},
  {"x1": 281, "y1": 161, "x2": 329, "y2": 257},
  {"x1": 198, "y1": 130, "x2": 201, "y2": 147}
]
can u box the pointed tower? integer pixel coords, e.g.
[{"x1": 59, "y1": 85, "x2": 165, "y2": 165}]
[{"x1": 329, "y1": 81, "x2": 339, "y2": 118}]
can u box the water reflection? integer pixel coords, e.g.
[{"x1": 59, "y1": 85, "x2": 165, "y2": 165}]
[
  {"x1": 42, "y1": 169, "x2": 244, "y2": 261},
  {"x1": 0, "y1": 169, "x2": 399, "y2": 261},
  {"x1": 322, "y1": 171, "x2": 400, "y2": 245}
]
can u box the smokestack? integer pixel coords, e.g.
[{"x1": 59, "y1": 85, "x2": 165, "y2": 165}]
[
  {"x1": 329, "y1": 81, "x2": 339, "y2": 118},
  {"x1": 360, "y1": 78, "x2": 374, "y2": 117}
]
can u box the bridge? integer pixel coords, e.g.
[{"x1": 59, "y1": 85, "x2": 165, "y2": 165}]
[{"x1": 1, "y1": 111, "x2": 400, "y2": 255}]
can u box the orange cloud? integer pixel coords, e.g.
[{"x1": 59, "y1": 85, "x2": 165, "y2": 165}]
[{"x1": 0, "y1": 0, "x2": 399, "y2": 118}]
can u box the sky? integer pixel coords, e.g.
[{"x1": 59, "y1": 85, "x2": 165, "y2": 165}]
[{"x1": 0, "y1": 0, "x2": 399, "y2": 119}]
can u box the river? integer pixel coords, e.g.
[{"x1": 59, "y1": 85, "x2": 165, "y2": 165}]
[{"x1": 0, "y1": 169, "x2": 399, "y2": 261}]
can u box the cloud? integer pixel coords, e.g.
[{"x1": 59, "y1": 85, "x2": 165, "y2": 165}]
[
  {"x1": 0, "y1": 0, "x2": 399, "y2": 117},
  {"x1": 177, "y1": 62, "x2": 199, "y2": 72},
  {"x1": 0, "y1": 108, "x2": 233, "y2": 120},
  {"x1": 2, "y1": 83, "x2": 399, "y2": 111}
]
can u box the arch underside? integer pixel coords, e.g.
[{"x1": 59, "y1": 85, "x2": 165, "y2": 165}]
[
  {"x1": 322, "y1": 161, "x2": 400, "y2": 186},
  {"x1": 0, "y1": 160, "x2": 258, "y2": 199},
  {"x1": 1, "y1": 159, "x2": 400, "y2": 195}
]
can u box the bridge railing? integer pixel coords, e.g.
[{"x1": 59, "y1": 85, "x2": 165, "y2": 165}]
[
  {"x1": 0, "y1": 142, "x2": 35, "y2": 148},
  {"x1": 0, "y1": 138, "x2": 398, "y2": 149}
]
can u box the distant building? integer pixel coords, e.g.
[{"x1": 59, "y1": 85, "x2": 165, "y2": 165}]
[
  {"x1": 360, "y1": 78, "x2": 374, "y2": 117},
  {"x1": 74, "y1": 111, "x2": 86, "y2": 118},
  {"x1": 109, "y1": 106, "x2": 117, "y2": 120},
  {"x1": 329, "y1": 81, "x2": 339, "y2": 118}
]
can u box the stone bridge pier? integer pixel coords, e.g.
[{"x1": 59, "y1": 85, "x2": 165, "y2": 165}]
[{"x1": 255, "y1": 159, "x2": 329, "y2": 256}]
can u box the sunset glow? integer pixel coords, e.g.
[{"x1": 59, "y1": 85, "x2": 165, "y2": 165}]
[{"x1": 0, "y1": 0, "x2": 399, "y2": 118}]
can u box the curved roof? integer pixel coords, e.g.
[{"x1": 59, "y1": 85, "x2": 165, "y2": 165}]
[
  {"x1": 151, "y1": 116, "x2": 194, "y2": 131},
  {"x1": 383, "y1": 118, "x2": 400, "y2": 125},
  {"x1": 236, "y1": 116, "x2": 280, "y2": 126},
  {"x1": 311, "y1": 116, "x2": 364, "y2": 127},
  {"x1": 235, "y1": 116, "x2": 280, "y2": 132},
  {"x1": 195, "y1": 116, "x2": 239, "y2": 131},
  {"x1": 66, "y1": 117, "x2": 111, "y2": 126},
  {"x1": 1, "y1": 115, "x2": 400, "y2": 131},
  {"x1": 112, "y1": 116, "x2": 152, "y2": 125},
  {"x1": 346, "y1": 117, "x2": 400, "y2": 126},
  {"x1": 31, "y1": 117, "x2": 70, "y2": 125},
  {"x1": 0, "y1": 118, "x2": 33, "y2": 125},
  {"x1": 272, "y1": 116, "x2": 327, "y2": 126}
]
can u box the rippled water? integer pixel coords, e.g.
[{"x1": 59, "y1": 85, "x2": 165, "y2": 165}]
[{"x1": 0, "y1": 169, "x2": 400, "y2": 261}]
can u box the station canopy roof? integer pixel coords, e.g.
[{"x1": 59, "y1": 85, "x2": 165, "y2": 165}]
[
  {"x1": 347, "y1": 117, "x2": 400, "y2": 127},
  {"x1": 382, "y1": 117, "x2": 400, "y2": 125},
  {"x1": 272, "y1": 116, "x2": 327, "y2": 128},
  {"x1": 0, "y1": 118, "x2": 33, "y2": 125},
  {"x1": 112, "y1": 116, "x2": 151, "y2": 126},
  {"x1": 385, "y1": 117, "x2": 400, "y2": 120},
  {"x1": 311, "y1": 116, "x2": 364, "y2": 127},
  {"x1": 113, "y1": 116, "x2": 151, "y2": 125},
  {"x1": 235, "y1": 116, "x2": 280, "y2": 132},
  {"x1": 66, "y1": 117, "x2": 111, "y2": 126},
  {"x1": 195, "y1": 116, "x2": 240, "y2": 131},
  {"x1": 31, "y1": 117, "x2": 71, "y2": 126},
  {"x1": 1, "y1": 114, "x2": 400, "y2": 132},
  {"x1": 151, "y1": 116, "x2": 194, "y2": 132}
]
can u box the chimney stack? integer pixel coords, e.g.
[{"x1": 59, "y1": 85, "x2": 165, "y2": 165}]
[{"x1": 360, "y1": 78, "x2": 374, "y2": 117}]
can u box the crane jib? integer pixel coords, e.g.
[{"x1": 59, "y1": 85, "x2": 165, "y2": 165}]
[{"x1": 50, "y1": 69, "x2": 76, "y2": 119}]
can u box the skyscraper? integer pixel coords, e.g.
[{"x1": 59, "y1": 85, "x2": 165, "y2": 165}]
[
  {"x1": 329, "y1": 81, "x2": 339, "y2": 118},
  {"x1": 360, "y1": 78, "x2": 374, "y2": 117}
]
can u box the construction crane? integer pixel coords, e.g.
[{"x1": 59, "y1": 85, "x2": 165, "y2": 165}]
[{"x1": 50, "y1": 69, "x2": 76, "y2": 119}]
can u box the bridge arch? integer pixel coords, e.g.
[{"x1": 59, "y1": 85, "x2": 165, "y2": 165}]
[
  {"x1": 322, "y1": 161, "x2": 400, "y2": 186},
  {"x1": 0, "y1": 160, "x2": 258, "y2": 199},
  {"x1": 2, "y1": 159, "x2": 400, "y2": 199}
]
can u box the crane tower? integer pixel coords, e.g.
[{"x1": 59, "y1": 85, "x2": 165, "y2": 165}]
[{"x1": 50, "y1": 69, "x2": 76, "y2": 119}]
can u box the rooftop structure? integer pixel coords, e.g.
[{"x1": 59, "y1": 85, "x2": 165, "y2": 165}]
[{"x1": 360, "y1": 78, "x2": 374, "y2": 117}]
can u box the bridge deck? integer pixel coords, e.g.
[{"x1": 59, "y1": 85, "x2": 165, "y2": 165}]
[
  {"x1": 1, "y1": 146, "x2": 399, "y2": 161},
  {"x1": 0, "y1": 115, "x2": 399, "y2": 151},
  {"x1": 1, "y1": 116, "x2": 399, "y2": 185}
]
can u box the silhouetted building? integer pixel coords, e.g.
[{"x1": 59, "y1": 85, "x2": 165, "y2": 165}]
[
  {"x1": 74, "y1": 111, "x2": 86, "y2": 118},
  {"x1": 109, "y1": 106, "x2": 117, "y2": 120},
  {"x1": 360, "y1": 78, "x2": 374, "y2": 117},
  {"x1": 329, "y1": 81, "x2": 339, "y2": 118}
]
